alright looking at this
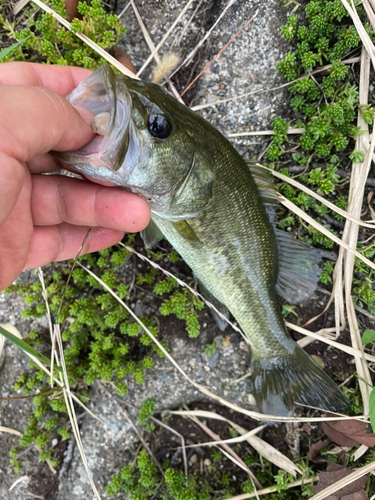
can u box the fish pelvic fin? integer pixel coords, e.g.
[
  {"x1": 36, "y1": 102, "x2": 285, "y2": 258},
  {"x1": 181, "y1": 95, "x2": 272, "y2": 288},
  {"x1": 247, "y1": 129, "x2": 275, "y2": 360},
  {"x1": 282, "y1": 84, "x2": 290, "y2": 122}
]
[
  {"x1": 251, "y1": 346, "x2": 349, "y2": 416},
  {"x1": 140, "y1": 217, "x2": 164, "y2": 248}
]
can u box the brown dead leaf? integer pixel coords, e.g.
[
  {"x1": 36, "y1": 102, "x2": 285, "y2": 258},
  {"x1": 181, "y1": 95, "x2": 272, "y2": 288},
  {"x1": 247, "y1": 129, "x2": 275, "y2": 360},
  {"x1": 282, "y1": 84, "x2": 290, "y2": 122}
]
[
  {"x1": 312, "y1": 463, "x2": 369, "y2": 499},
  {"x1": 65, "y1": 0, "x2": 79, "y2": 20},
  {"x1": 113, "y1": 47, "x2": 137, "y2": 75},
  {"x1": 301, "y1": 422, "x2": 313, "y2": 435},
  {"x1": 322, "y1": 420, "x2": 375, "y2": 448},
  {"x1": 307, "y1": 440, "x2": 329, "y2": 463},
  {"x1": 342, "y1": 491, "x2": 369, "y2": 500},
  {"x1": 222, "y1": 336, "x2": 231, "y2": 347}
]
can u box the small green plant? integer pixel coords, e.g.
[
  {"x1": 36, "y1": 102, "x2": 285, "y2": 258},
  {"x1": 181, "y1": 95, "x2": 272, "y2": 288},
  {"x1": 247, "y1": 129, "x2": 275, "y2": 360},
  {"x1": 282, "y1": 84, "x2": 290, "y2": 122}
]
[
  {"x1": 155, "y1": 280, "x2": 204, "y2": 338},
  {"x1": 4, "y1": 234, "x2": 203, "y2": 469},
  {"x1": 264, "y1": 0, "x2": 375, "y2": 326},
  {"x1": 1, "y1": 0, "x2": 124, "y2": 68},
  {"x1": 204, "y1": 340, "x2": 217, "y2": 357},
  {"x1": 138, "y1": 398, "x2": 157, "y2": 432}
]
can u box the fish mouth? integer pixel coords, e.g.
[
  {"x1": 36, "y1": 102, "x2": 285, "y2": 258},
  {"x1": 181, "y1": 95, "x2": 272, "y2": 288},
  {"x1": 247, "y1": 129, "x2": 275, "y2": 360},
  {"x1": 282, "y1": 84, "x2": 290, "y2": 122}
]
[{"x1": 55, "y1": 66, "x2": 132, "y2": 182}]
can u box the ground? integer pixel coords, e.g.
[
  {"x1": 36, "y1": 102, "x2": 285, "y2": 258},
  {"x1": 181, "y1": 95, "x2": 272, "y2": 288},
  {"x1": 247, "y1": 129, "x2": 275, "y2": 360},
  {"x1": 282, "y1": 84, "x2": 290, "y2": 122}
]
[{"x1": 0, "y1": 1, "x2": 372, "y2": 499}]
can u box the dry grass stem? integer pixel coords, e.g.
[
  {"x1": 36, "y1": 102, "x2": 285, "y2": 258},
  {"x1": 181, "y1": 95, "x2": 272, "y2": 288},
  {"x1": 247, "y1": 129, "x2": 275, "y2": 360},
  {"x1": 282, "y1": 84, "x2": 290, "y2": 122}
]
[
  {"x1": 290, "y1": 322, "x2": 375, "y2": 362},
  {"x1": 343, "y1": 47, "x2": 373, "y2": 413},
  {"x1": 0, "y1": 322, "x2": 7, "y2": 361},
  {"x1": 149, "y1": 415, "x2": 188, "y2": 479},
  {"x1": 130, "y1": 0, "x2": 181, "y2": 100},
  {"x1": 278, "y1": 194, "x2": 375, "y2": 271},
  {"x1": 54, "y1": 324, "x2": 102, "y2": 499},
  {"x1": 29, "y1": 0, "x2": 139, "y2": 79},
  {"x1": 340, "y1": 0, "x2": 375, "y2": 70},
  {"x1": 184, "y1": 410, "x2": 262, "y2": 487},
  {"x1": 182, "y1": 425, "x2": 265, "y2": 448},
  {"x1": 56, "y1": 227, "x2": 93, "y2": 321},
  {"x1": 37, "y1": 268, "x2": 57, "y2": 387},
  {"x1": 35, "y1": 270, "x2": 101, "y2": 496},
  {"x1": 170, "y1": 409, "x2": 301, "y2": 476},
  {"x1": 191, "y1": 57, "x2": 360, "y2": 112},
  {"x1": 99, "y1": 382, "x2": 165, "y2": 476},
  {"x1": 12, "y1": 0, "x2": 30, "y2": 15},
  {"x1": 137, "y1": 0, "x2": 195, "y2": 76},
  {"x1": 352, "y1": 444, "x2": 369, "y2": 461},
  {"x1": 0, "y1": 426, "x2": 22, "y2": 436},
  {"x1": 363, "y1": 0, "x2": 375, "y2": 31},
  {"x1": 70, "y1": 392, "x2": 107, "y2": 426},
  {"x1": 222, "y1": 478, "x2": 314, "y2": 500},
  {"x1": 117, "y1": 0, "x2": 131, "y2": 20},
  {"x1": 310, "y1": 459, "x2": 375, "y2": 500},
  {"x1": 255, "y1": 163, "x2": 375, "y2": 228},
  {"x1": 172, "y1": 0, "x2": 205, "y2": 48},
  {"x1": 170, "y1": 0, "x2": 236, "y2": 77},
  {"x1": 180, "y1": 11, "x2": 259, "y2": 98},
  {"x1": 228, "y1": 128, "x2": 305, "y2": 137},
  {"x1": 8, "y1": 475, "x2": 29, "y2": 492}
]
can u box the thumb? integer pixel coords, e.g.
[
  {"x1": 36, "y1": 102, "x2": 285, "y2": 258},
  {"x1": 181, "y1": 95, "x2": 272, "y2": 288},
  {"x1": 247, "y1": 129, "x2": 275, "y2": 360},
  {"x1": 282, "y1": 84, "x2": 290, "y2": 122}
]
[{"x1": 0, "y1": 85, "x2": 95, "y2": 162}]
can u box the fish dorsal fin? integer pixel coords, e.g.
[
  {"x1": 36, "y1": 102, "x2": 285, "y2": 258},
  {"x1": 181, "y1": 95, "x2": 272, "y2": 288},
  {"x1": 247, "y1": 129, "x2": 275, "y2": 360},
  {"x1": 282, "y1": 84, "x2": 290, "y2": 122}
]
[
  {"x1": 248, "y1": 162, "x2": 279, "y2": 202},
  {"x1": 248, "y1": 162, "x2": 322, "y2": 304},
  {"x1": 140, "y1": 217, "x2": 164, "y2": 249},
  {"x1": 248, "y1": 162, "x2": 279, "y2": 220},
  {"x1": 275, "y1": 229, "x2": 322, "y2": 304},
  {"x1": 171, "y1": 220, "x2": 201, "y2": 248}
]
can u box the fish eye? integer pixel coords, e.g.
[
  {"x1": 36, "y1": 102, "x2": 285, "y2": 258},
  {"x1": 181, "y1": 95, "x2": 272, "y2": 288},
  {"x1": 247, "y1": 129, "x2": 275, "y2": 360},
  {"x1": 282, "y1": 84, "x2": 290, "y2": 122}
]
[{"x1": 147, "y1": 114, "x2": 172, "y2": 139}]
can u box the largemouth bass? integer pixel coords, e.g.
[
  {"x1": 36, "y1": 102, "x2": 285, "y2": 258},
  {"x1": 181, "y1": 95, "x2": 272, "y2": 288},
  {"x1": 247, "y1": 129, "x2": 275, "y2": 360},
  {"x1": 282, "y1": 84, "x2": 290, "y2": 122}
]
[{"x1": 57, "y1": 66, "x2": 348, "y2": 416}]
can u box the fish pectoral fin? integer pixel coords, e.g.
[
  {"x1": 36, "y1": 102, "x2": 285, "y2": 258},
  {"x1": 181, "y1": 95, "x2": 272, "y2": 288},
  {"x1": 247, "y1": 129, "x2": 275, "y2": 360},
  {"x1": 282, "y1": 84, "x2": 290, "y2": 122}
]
[
  {"x1": 251, "y1": 347, "x2": 349, "y2": 416},
  {"x1": 171, "y1": 220, "x2": 201, "y2": 248},
  {"x1": 196, "y1": 279, "x2": 230, "y2": 332},
  {"x1": 140, "y1": 218, "x2": 164, "y2": 249},
  {"x1": 275, "y1": 229, "x2": 322, "y2": 304}
]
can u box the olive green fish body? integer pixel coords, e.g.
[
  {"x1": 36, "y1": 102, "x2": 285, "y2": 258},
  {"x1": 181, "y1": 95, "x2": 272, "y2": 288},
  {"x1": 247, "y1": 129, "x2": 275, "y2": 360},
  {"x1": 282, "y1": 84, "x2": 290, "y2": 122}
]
[
  {"x1": 152, "y1": 141, "x2": 293, "y2": 360},
  {"x1": 56, "y1": 66, "x2": 349, "y2": 416}
]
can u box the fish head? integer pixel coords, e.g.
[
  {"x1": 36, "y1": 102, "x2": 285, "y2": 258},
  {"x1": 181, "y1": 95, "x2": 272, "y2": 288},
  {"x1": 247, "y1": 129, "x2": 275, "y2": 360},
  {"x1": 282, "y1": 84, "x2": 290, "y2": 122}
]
[{"x1": 56, "y1": 65, "x2": 215, "y2": 221}]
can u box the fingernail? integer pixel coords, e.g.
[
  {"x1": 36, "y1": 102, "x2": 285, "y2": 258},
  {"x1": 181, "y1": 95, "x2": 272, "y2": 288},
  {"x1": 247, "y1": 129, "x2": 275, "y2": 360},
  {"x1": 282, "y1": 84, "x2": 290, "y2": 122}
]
[{"x1": 75, "y1": 105, "x2": 95, "y2": 126}]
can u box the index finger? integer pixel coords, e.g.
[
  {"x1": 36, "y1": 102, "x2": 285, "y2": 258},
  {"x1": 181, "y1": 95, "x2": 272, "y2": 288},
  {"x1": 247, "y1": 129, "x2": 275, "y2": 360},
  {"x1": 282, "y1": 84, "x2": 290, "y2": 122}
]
[{"x1": 0, "y1": 62, "x2": 92, "y2": 96}]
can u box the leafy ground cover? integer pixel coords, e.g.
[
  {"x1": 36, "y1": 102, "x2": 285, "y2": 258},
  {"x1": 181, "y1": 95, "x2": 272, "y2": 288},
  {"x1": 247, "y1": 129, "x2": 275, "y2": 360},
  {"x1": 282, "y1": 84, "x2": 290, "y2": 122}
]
[{"x1": 1, "y1": 0, "x2": 375, "y2": 499}]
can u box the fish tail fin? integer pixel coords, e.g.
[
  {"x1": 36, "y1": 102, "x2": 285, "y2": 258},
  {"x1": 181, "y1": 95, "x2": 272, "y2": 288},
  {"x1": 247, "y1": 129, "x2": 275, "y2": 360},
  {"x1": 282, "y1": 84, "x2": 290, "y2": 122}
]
[{"x1": 251, "y1": 346, "x2": 349, "y2": 416}]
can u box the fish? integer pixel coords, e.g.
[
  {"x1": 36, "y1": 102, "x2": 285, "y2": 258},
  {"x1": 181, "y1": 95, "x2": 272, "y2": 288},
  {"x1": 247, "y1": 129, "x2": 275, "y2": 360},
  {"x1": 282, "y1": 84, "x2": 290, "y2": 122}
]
[{"x1": 56, "y1": 65, "x2": 349, "y2": 416}]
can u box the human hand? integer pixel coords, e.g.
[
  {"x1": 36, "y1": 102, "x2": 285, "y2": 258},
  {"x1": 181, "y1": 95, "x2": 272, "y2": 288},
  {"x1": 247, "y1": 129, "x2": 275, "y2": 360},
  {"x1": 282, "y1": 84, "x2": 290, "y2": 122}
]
[{"x1": 0, "y1": 62, "x2": 150, "y2": 291}]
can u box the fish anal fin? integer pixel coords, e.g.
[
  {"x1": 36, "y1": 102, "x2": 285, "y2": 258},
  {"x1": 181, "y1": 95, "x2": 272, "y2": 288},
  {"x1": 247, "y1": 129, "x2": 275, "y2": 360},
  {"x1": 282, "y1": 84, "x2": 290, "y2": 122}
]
[
  {"x1": 251, "y1": 346, "x2": 349, "y2": 416},
  {"x1": 275, "y1": 229, "x2": 322, "y2": 304},
  {"x1": 196, "y1": 279, "x2": 230, "y2": 332},
  {"x1": 140, "y1": 218, "x2": 164, "y2": 249}
]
